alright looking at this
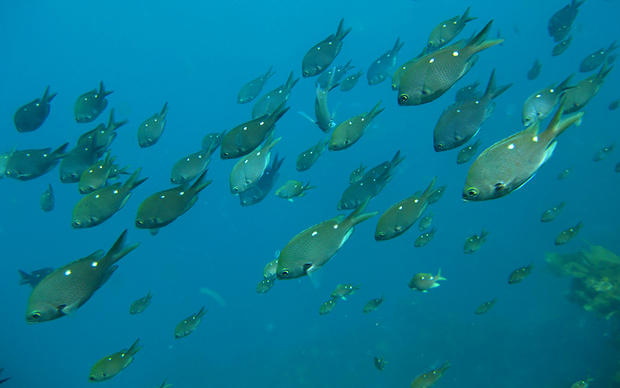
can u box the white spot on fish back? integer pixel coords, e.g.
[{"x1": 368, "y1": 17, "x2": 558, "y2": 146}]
[
  {"x1": 64, "y1": 270, "x2": 71, "y2": 276},
  {"x1": 429, "y1": 58, "x2": 435, "y2": 63},
  {"x1": 453, "y1": 51, "x2": 459, "y2": 57},
  {"x1": 91, "y1": 261, "x2": 98, "y2": 267},
  {"x1": 508, "y1": 144, "x2": 515, "y2": 149},
  {"x1": 312, "y1": 231, "x2": 318, "y2": 236}
]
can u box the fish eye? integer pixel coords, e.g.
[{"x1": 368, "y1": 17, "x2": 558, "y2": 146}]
[
  {"x1": 303, "y1": 70, "x2": 310, "y2": 76},
  {"x1": 136, "y1": 219, "x2": 144, "y2": 226},
  {"x1": 467, "y1": 188, "x2": 479, "y2": 198},
  {"x1": 89, "y1": 376, "x2": 96, "y2": 381},
  {"x1": 72, "y1": 221, "x2": 81, "y2": 227},
  {"x1": 398, "y1": 95, "x2": 409, "y2": 103},
  {"x1": 280, "y1": 269, "x2": 290, "y2": 278},
  {"x1": 377, "y1": 232, "x2": 387, "y2": 239},
  {"x1": 331, "y1": 143, "x2": 339, "y2": 149},
  {"x1": 222, "y1": 152, "x2": 229, "y2": 157},
  {"x1": 436, "y1": 143, "x2": 444, "y2": 149},
  {"x1": 30, "y1": 311, "x2": 42, "y2": 319}
]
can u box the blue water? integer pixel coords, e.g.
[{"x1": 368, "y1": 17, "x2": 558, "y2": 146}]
[{"x1": 1, "y1": 0, "x2": 619, "y2": 387}]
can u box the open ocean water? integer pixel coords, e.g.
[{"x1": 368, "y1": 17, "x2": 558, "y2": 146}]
[{"x1": 1, "y1": 0, "x2": 619, "y2": 387}]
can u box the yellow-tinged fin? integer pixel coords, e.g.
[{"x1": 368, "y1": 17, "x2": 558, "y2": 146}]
[
  {"x1": 344, "y1": 198, "x2": 379, "y2": 226},
  {"x1": 436, "y1": 268, "x2": 447, "y2": 281},
  {"x1": 542, "y1": 99, "x2": 584, "y2": 143},
  {"x1": 465, "y1": 20, "x2": 503, "y2": 54},
  {"x1": 107, "y1": 229, "x2": 141, "y2": 264}
]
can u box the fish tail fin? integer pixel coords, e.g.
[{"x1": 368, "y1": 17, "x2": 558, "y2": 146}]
[
  {"x1": 436, "y1": 268, "x2": 447, "y2": 282},
  {"x1": 392, "y1": 37, "x2": 405, "y2": 55},
  {"x1": 264, "y1": 66, "x2": 276, "y2": 80},
  {"x1": 98, "y1": 81, "x2": 113, "y2": 98},
  {"x1": 607, "y1": 40, "x2": 619, "y2": 54},
  {"x1": 460, "y1": 6, "x2": 478, "y2": 23},
  {"x1": 126, "y1": 339, "x2": 143, "y2": 357},
  {"x1": 421, "y1": 177, "x2": 438, "y2": 200},
  {"x1": 160, "y1": 102, "x2": 169, "y2": 117},
  {"x1": 107, "y1": 108, "x2": 129, "y2": 131},
  {"x1": 543, "y1": 98, "x2": 584, "y2": 142},
  {"x1": 42, "y1": 85, "x2": 57, "y2": 103},
  {"x1": 196, "y1": 306, "x2": 208, "y2": 319},
  {"x1": 189, "y1": 170, "x2": 213, "y2": 195},
  {"x1": 485, "y1": 69, "x2": 512, "y2": 100},
  {"x1": 342, "y1": 59, "x2": 355, "y2": 73},
  {"x1": 271, "y1": 153, "x2": 285, "y2": 172},
  {"x1": 574, "y1": 221, "x2": 584, "y2": 231},
  {"x1": 335, "y1": 18, "x2": 352, "y2": 41},
  {"x1": 285, "y1": 71, "x2": 299, "y2": 90},
  {"x1": 367, "y1": 101, "x2": 384, "y2": 120},
  {"x1": 466, "y1": 21, "x2": 503, "y2": 54},
  {"x1": 480, "y1": 228, "x2": 490, "y2": 239},
  {"x1": 389, "y1": 150, "x2": 406, "y2": 169},
  {"x1": 345, "y1": 198, "x2": 379, "y2": 226},
  {"x1": 123, "y1": 167, "x2": 148, "y2": 191},
  {"x1": 270, "y1": 101, "x2": 290, "y2": 122},
  {"x1": 51, "y1": 142, "x2": 70, "y2": 159},
  {"x1": 18, "y1": 270, "x2": 34, "y2": 285},
  {"x1": 439, "y1": 360, "x2": 452, "y2": 373},
  {"x1": 597, "y1": 63, "x2": 614, "y2": 79},
  {"x1": 557, "y1": 73, "x2": 575, "y2": 93},
  {"x1": 106, "y1": 230, "x2": 140, "y2": 265},
  {"x1": 262, "y1": 133, "x2": 282, "y2": 153},
  {"x1": 572, "y1": 0, "x2": 586, "y2": 7},
  {"x1": 303, "y1": 182, "x2": 316, "y2": 191}
]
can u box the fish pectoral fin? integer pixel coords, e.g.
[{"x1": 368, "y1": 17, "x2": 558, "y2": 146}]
[{"x1": 59, "y1": 302, "x2": 80, "y2": 315}]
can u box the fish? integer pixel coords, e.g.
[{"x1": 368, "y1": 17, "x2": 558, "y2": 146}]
[
  {"x1": 408, "y1": 269, "x2": 445, "y2": 292},
  {"x1": 5, "y1": 143, "x2": 69, "y2": 181},
  {"x1": 202, "y1": 130, "x2": 226, "y2": 152},
  {"x1": 563, "y1": 64, "x2": 614, "y2": 114},
  {"x1": 252, "y1": 72, "x2": 298, "y2": 119},
  {"x1": 558, "y1": 167, "x2": 573, "y2": 180},
  {"x1": 610, "y1": 100, "x2": 620, "y2": 110},
  {"x1": 276, "y1": 198, "x2": 378, "y2": 280},
  {"x1": 174, "y1": 306, "x2": 207, "y2": 339},
  {"x1": 26, "y1": 230, "x2": 140, "y2": 323},
  {"x1": 74, "y1": 81, "x2": 112, "y2": 123},
  {"x1": 136, "y1": 170, "x2": 211, "y2": 235},
  {"x1": 79, "y1": 151, "x2": 116, "y2": 194},
  {"x1": 398, "y1": 21, "x2": 502, "y2": 106},
  {"x1": 137, "y1": 102, "x2": 169, "y2": 148},
  {"x1": 579, "y1": 41, "x2": 618, "y2": 73},
  {"x1": 414, "y1": 227, "x2": 437, "y2": 248},
  {"x1": 541, "y1": 201, "x2": 566, "y2": 222},
  {"x1": 40, "y1": 183, "x2": 55, "y2": 212},
  {"x1": 427, "y1": 7, "x2": 477, "y2": 50},
  {"x1": 59, "y1": 136, "x2": 102, "y2": 184},
  {"x1": 319, "y1": 299, "x2": 337, "y2": 315},
  {"x1": 263, "y1": 259, "x2": 279, "y2": 280},
  {"x1": 367, "y1": 37, "x2": 405, "y2": 85},
  {"x1": 229, "y1": 134, "x2": 281, "y2": 194},
  {"x1": 77, "y1": 109, "x2": 128, "y2": 151},
  {"x1": 338, "y1": 151, "x2": 405, "y2": 210},
  {"x1": 455, "y1": 80, "x2": 480, "y2": 102},
  {"x1": 427, "y1": 184, "x2": 447, "y2": 205},
  {"x1": 555, "y1": 222, "x2": 583, "y2": 245},
  {"x1": 548, "y1": 0, "x2": 584, "y2": 42},
  {"x1": 238, "y1": 66, "x2": 276, "y2": 104},
  {"x1": 375, "y1": 177, "x2": 436, "y2": 241},
  {"x1": 296, "y1": 139, "x2": 327, "y2": 172},
  {"x1": 527, "y1": 59, "x2": 542, "y2": 80},
  {"x1": 363, "y1": 295, "x2": 385, "y2": 313},
  {"x1": 129, "y1": 291, "x2": 153, "y2": 314},
  {"x1": 302, "y1": 18, "x2": 351, "y2": 77},
  {"x1": 18, "y1": 268, "x2": 54, "y2": 288},
  {"x1": 239, "y1": 154, "x2": 284, "y2": 207},
  {"x1": 349, "y1": 163, "x2": 366, "y2": 184},
  {"x1": 170, "y1": 147, "x2": 212, "y2": 184},
  {"x1": 340, "y1": 70, "x2": 363, "y2": 92},
  {"x1": 522, "y1": 74, "x2": 574, "y2": 127},
  {"x1": 331, "y1": 284, "x2": 360, "y2": 300},
  {"x1": 464, "y1": 229, "x2": 489, "y2": 254},
  {"x1": 89, "y1": 339, "x2": 142, "y2": 382},
  {"x1": 475, "y1": 299, "x2": 497, "y2": 315},
  {"x1": 0, "y1": 368, "x2": 9, "y2": 384},
  {"x1": 571, "y1": 378, "x2": 594, "y2": 388},
  {"x1": 275, "y1": 180, "x2": 315, "y2": 202},
  {"x1": 306, "y1": 71, "x2": 339, "y2": 133},
  {"x1": 463, "y1": 102, "x2": 584, "y2": 201},
  {"x1": 410, "y1": 361, "x2": 451, "y2": 388},
  {"x1": 14, "y1": 85, "x2": 57, "y2": 132},
  {"x1": 374, "y1": 356, "x2": 388, "y2": 371},
  {"x1": 257, "y1": 278, "x2": 275, "y2": 294},
  {"x1": 508, "y1": 263, "x2": 534, "y2": 284},
  {"x1": 316, "y1": 60, "x2": 355, "y2": 89},
  {"x1": 433, "y1": 69, "x2": 512, "y2": 152},
  {"x1": 418, "y1": 211, "x2": 434, "y2": 231},
  {"x1": 593, "y1": 143, "x2": 615, "y2": 161},
  {"x1": 329, "y1": 101, "x2": 384, "y2": 151},
  {"x1": 222, "y1": 102, "x2": 289, "y2": 159},
  {"x1": 457, "y1": 139, "x2": 482, "y2": 164},
  {"x1": 72, "y1": 168, "x2": 147, "y2": 229},
  {"x1": 552, "y1": 35, "x2": 573, "y2": 56}
]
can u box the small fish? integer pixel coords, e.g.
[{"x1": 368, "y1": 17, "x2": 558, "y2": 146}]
[
  {"x1": 302, "y1": 18, "x2": 351, "y2": 78},
  {"x1": 419, "y1": 211, "x2": 434, "y2": 231},
  {"x1": 464, "y1": 229, "x2": 489, "y2": 254},
  {"x1": 5, "y1": 143, "x2": 69, "y2": 181},
  {"x1": 72, "y1": 168, "x2": 147, "y2": 229},
  {"x1": 475, "y1": 299, "x2": 497, "y2": 315},
  {"x1": 201, "y1": 130, "x2": 226, "y2": 152},
  {"x1": 427, "y1": 184, "x2": 447, "y2": 205},
  {"x1": 238, "y1": 66, "x2": 276, "y2": 104},
  {"x1": 138, "y1": 102, "x2": 169, "y2": 148},
  {"x1": 251, "y1": 72, "x2": 298, "y2": 119},
  {"x1": 263, "y1": 259, "x2": 279, "y2": 280},
  {"x1": 18, "y1": 268, "x2": 54, "y2": 288},
  {"x1": 374, "y1": 356, "x2": 387, "y2": 371},
  {"x1": 552, "y1": 35, "x2": 573, "y2": 56},
  {"x1": 129, "y1": 291, "x2": 153, "y2": 315},
  {"x1": 457, "y1": 139, "x2": 482, "y2": 164},
  {"x1": 170, "y1": 147, "x2": 211, "y2": 184},
  {"x1": 77, "y1": 109, "x2": 128, "y2": 151},
  {"x1": 257, "y1": 278, "x2": 275, "y2": 294},
  {"x1": 558, "y1": 167, "x2": 573, "y2": 180},
  {"x1": 40, "y1": 183, "x2": 55, "y2": 212},
  {"x1": 571, "y1": 378, "x2": 594, "y2": 388},
  {"x1": 300, "y1": 71, "x2": 339, "y2": 133},
  {"x1": 527, "y1": 59, "x2": 542, "y2": 80},
  {"x1": 229, "y1": 134, "x2": 281, "y2": 194},
  {"x1": 555, "y1": 222, "x2": 583, "y2": 245},
  {"x1": 363, "y1": 295, "x2": 385, "y2": 313},
  {"x1": 593, "y1": 143, "x2": 615, "y2": 161},
  {"x1": 316, "y1": 60, "x2": 355, "y2": 89},
  {"x1": 275, "y1": 180, "x2": 315, "y2": 202},
  {"x1": 319, "y1": 299, "x2": 337, "y2": 315},
  {"x1": 340, "y1": 70, "x2": 363, "y2": 92},
  {"x1": 136, "y1": 171, "x2": 211, "y2": 235},
  {"x1": 75, "y1": 81, "x2": 112, "y2": 123},
  {"x1": 14, "y1": 86, "x2": 57, "y2": 132},
  {"x1": 455, "y1": 80, "x2": 480, "y2": 102},
  {"x1": 331, "y1": 284, "x2": 360, "y2": 300},
  {"x1": 296, "y1": 139, "x2": 327, "y2": 172},
  {"x1": 410, "y1": 361, "x2": 451, "y2": 388},
  {"x1": 610, "y1": 99, "x2": 620, "y2": 110},
  {"x1": 79, "y1": 151, "x2": 116, "y2": 194},
  {"x1": 367, "y1": 37, "x2": 405, "y2": 85},
  {"x1": 408, "y1": 269, "x2": 445, "y2": 292},
  {"x1": 239, "y1": 154, "x2": 284, "y2": 207},
  {"x1": 427, "y1": 7, "x2": 477, "y2": 50},
  {"x1": 89, "y1": 339, "x2": 142, "y2": 382},
  {"x1": 329, "y1": 101, "x2": 384, "y2": 151},
  {"x1": 580, "y1": 41, "x2": 619, "y2": 73},
  {"x1": 277, "y1": 198, "x2": 378, "y2": 280},
  {"x1": 349, "y1": 163, "x2": 366, "y2": 184},
  {"x1": 541, "y1": 201, "x2": 566, "y2": 222},
  {"x1": 522, "y1": 74, "x2": 573, "y2": 127},
  {"x1": 463, "y1": 102, "x2": 583, "y2": 201},
  {"x1": 508, "y1": 263, "x2": 534, "y2": 284},
  {"x1": 174, "y1": 306, "x2": 207, "y2": 339},
  {"x1": 26, "y1": 230, "x2": 140, "y2": 323},
  {"x1": 414, "y1": 227, "x2": 437, "y2": 248},
  {"x1": 548, "y1": 0, "x2": 584, "y2": 42},
  {"x1": 59, "y1": 136, "x2": 102, "y2": 184},
  {"x1": 563, "y1": 64, "x2": 614, "y2": 114}
]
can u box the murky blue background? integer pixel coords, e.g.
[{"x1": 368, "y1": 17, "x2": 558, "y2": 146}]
[{"x1": 1, "y1": 0, "x2": 619, "y2": 386}]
